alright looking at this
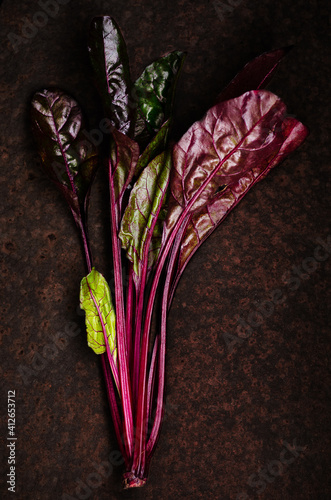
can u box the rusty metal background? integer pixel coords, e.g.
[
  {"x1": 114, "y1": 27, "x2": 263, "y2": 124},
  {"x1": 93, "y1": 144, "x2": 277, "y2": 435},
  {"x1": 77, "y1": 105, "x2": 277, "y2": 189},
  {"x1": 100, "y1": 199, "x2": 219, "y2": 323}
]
[{"x1": 0, "y1": 0, "x2": 330, "y2": 498}]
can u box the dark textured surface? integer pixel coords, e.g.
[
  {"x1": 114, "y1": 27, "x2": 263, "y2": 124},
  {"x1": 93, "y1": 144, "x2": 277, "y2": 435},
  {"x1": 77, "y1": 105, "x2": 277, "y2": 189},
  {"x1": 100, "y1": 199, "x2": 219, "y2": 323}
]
[{"x1": 0, "y1": 1, "x2": 330, "y2": 499}]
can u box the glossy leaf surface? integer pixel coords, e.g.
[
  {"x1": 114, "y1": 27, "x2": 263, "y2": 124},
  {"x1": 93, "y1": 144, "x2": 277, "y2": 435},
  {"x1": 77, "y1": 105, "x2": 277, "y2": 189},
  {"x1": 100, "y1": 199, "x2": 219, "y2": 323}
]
[
  {"x1": 80, "y1": 268, "x2": 117, "y2": 359},
  {"x1": 133, "y1": 51, "x2": 185, "y2": 143},
  {"x1": 164, "y1": 90, "x2": 307, "y2": 240},
  {"x1": 216, "y1": 47, "x2": 291, "y2": 103},
  {"x1": 135, "y1": 120, "x2": 170, "y2": 177},
  {"x1": 110, "y1": 128, "x2": 139, "y2": 209},
  {"x1": 88, "y1": 16, "x2": 132, "y2": 134},
  {"x1": 31, "y1": 89, "x2": 98, "y2": 219},
  {"x1": 119, "y1": 152, "x2": 171, "y2": 281},
  {"x1": 174, "y1": 116, "x2": 309, "y2": 279}
]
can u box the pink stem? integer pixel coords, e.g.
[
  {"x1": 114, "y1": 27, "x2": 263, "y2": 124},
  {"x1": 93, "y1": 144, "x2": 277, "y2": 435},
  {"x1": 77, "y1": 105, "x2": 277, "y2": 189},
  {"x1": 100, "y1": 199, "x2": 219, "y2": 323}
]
[
  {"x1": 132, "y1": 264, "x2": 148, "y2": 406},
  {"x1": 146, "y1": 222, "x2": 186, "y2": 459},
  {"x1": 132, "y1": 215, "x2": 189, "y2": 479},
  {"x1": 146, "y1": 335, "x2": 159, "y2": 423},
  {"x1": 125, "y1": 264, "x2": 135, "y2": 375},
  {"x1": 109, "y1": 168, "x2": 134, "y2": 459},
  {"x1": 77, "y1": 191, "x2": 128, "y2": 471},
  {"x1": 134, "y1": 118, "x2": 281, "y2": 472},
  {"x1": 101, "y1": 354, "x2": 128, "y2": 467},
  {"x1": 131, "y1": 203, "x2": 171, "y2": 479}
]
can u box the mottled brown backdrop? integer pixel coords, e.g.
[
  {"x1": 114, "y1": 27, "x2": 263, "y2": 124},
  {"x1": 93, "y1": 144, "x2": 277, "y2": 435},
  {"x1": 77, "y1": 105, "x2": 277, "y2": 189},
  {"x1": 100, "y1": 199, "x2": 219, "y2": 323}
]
[{"x1": 0, "y1": 0, "x2": 330, "y2": 499}]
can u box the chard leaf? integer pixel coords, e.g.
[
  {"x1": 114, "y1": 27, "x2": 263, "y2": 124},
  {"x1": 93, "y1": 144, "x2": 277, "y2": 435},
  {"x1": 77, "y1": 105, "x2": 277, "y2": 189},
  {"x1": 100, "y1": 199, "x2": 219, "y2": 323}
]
[
  {"x1": 88, "y1": 16, "x2": 132, "y2": 135},
  {"x1": 119, "y1": 152, "x2": 171, "y2": 282},
  {"x1": 147, "y1": 190, "x2": 169, "y2": 275},
  {"x1": 80, "y1": 268, "x2": 117, "y2": 363},
  {"x1": 133, "y1": 51, "x2": 185, "y2": 143},
  {"x1": 173, "y1": 117, "x2": 308, "y2": 282},
  {"x1": 135, "y1": 120, "x2": 170, "y2": 177},
  {"x1": 164, "y1": 90, "x2": 308, "y2": 242},
  {"x1": 110, "y1": 127, "x2": 139, "y2": 210},
  {"x1": 216, "y1": 47, "x2": 291, "y2": 103},
  {"x1": 31, "y1": 88, "x2": 98, "y2": 222}
]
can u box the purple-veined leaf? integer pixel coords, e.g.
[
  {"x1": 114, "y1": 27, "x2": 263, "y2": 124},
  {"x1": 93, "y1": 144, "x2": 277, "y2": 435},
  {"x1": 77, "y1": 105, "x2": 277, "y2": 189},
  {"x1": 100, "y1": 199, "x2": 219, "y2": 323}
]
[
  {"x1": 80, "y1": 268, "x2": 119, "y2": 390},
  {"x1": 164, "y1": 90, "x2": 308, "y2": 245},
  {"x1": 216, "y1": 47, "x2": 292, "y2": 103},
  {"x1": 119, "y1": 151, "x2": 171, "y2": 283},
  {"x1": 170, "y1": 117, "x2": 309, "y2": 293},
  {"x1": 31, "y1": 88, "x2": 98, "y2": 224},
  {"x1": 263, "y1": 117, "x2": 309, "y2": 171},
  {"x1": 88, "y1": 16, "x2": 132, "y2": 135},
  {"x1": 110, "y1": 127, "x2": 139, "y2": 215}
]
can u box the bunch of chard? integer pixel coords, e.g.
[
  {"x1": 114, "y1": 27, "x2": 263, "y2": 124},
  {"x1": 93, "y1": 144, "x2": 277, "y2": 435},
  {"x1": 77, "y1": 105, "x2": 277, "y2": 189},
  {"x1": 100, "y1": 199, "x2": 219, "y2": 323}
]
[{"x1": 30, "y1": 16, "x2": 308, "y2": 489}]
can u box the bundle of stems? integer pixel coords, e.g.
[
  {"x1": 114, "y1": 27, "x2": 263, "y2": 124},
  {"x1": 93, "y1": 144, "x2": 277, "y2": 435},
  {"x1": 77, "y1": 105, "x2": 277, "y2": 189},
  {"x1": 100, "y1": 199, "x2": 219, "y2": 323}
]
[{"x1": 30, "y1": 16, "x2": 308, "y2": 488}]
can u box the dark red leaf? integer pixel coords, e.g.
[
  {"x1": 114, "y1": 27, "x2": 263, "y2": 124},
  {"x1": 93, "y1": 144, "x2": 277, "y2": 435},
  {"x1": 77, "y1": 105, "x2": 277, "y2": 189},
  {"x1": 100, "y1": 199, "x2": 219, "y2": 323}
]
[
  {"x1": 216, "y1": 47, "x2": 292, "y2": 103},
  {"x1": 163, "y1": 90, "x2": 308, "y2": 296},
  {"x1": 171, "y1": 117, "x2": 308, "y2": 290}
]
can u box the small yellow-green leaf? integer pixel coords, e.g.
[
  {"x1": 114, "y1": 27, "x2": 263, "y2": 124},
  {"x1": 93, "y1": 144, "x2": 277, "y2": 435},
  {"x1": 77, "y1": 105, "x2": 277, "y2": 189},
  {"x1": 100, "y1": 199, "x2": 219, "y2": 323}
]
[{"x1": 80, "y1": 269, "x2": 117, "y2": 360}]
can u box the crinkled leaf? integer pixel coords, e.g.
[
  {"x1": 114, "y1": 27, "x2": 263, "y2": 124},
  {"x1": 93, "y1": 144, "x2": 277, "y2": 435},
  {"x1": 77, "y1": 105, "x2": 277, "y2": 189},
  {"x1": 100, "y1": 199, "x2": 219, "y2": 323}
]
[
  {"x1": 110, "y1": 127, "x2": 139, "y2": 209},
  {"x1": 88, "y1": 16, "x2": 132, "y2": 134},
  {"x1": 264, "y1": 117, "x2": 309, "y2": 171},
  {"x1": 31, "y1": 88, "x2": 98, "y2": 220},
  {"x1": 119, "y1": 152, "x2": 171, "y2": 282},
  {"x1": 135, "y1": 120, "x2": 170, "y2": 177},
  {"x1": 164, "y1": 90, "x2": 308, "y2": 242},
  {"x1": 216, "y1": 47, "x2": 292, "y2": 103},
  {"x1": 80, "y1": 268, "x2": 117, "y2": 360},
  {"x1": 172, "y1": 117, "x2": 308, "y2": 284},
  {"x1": 147, "y1": 190, "x2": 169, "y2": 274},
  {"x1": 133, "y1": 51, "x2": 185, "y2": 143}
]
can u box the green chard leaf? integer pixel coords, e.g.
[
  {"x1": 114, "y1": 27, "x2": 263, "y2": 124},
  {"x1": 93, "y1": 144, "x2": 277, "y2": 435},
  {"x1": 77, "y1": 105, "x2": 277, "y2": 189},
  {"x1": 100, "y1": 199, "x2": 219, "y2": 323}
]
[
  {"x1": 147, "y1": 191, "x2": 169, "y2": 273},
  {"x1": 31, "y1": 88, "x2": 98, "y2": 223},
  {"x1": 119, "y1": 151, "x2": 171, "y2": 283},
  {"x1": 80, "y1": 269, "x2": 119, "y2": 389},
  {"x1": 133, "y1": 51, "x2": 185, "y2": 144},
  {"x1": 88, "y1": 16, "x2": 132, "y2": 135},
  {"x1": 135, "y1": 120, "x2": 170, "y2": 177}
]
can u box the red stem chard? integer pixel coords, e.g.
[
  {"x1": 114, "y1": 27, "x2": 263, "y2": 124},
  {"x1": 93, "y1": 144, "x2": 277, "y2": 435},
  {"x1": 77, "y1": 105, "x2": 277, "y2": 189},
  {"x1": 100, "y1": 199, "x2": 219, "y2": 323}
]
[
  {"x1": 30, "y1": 88, "x2": 98, "y2": 272},
  {"x1": 30, "y1": 16, "x2": 308, "y2": 490}
]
